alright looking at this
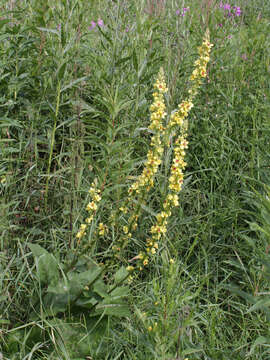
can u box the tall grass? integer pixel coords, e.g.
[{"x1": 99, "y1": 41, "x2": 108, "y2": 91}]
[{"x1": 1, "y1": 0, "x2": 270, "y2": 358}]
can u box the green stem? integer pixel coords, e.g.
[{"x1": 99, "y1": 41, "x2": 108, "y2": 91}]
[{"x1": 45, "y1": 81, "x2": 61, "y2": 209}]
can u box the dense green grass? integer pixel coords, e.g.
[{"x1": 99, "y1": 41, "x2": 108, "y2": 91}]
[{"x1": 1, "y1": 0, "x2": 270, "y2": 359}]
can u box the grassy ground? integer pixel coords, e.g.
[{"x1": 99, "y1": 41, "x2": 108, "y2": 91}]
[{"x1": 1, "y1": 0, "x2": 270, "y2": 359}]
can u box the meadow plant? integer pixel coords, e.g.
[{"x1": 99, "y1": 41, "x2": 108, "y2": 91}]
[
  {"x1": 75, "y1": 30, "x2": 213, "y2": 272},
  {"x1": 219, "y1": 2, "x2": 242, "y2": 17},
  {"x1": 75, "y1": 181, "x2": 102, "y2": 243}
]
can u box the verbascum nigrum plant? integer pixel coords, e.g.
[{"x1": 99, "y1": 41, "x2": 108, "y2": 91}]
[
  {"x1": 75, "y1": 181, "x2": 102, "y2": 244},
  {"x1": 76, "y1": 30, "x2": 213, "y2": 273}
]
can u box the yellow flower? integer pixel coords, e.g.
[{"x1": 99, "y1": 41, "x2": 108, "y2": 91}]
[
  {"x1": 98, "y1": 222, "x2": 107, "y2": 236},
  {"x1": 123, "y1": 225, "x2": 128, "y2": 234},
  {"x1": 85, "y1": 215, "x2": 94, "y2": 224},
  {"x1": 126, "y1": 266, "x2": 134, "y2": 272},
  {"x1": 86, "y1": 201, "x2": 97, "y2": 211},
  {"x1": 143, "y1": 258, "x2": 149, "y2": 266}
]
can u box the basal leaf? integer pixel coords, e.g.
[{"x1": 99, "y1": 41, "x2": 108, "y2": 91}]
[{"x1": 29, "y1": 244, "x2": 59, "y2": 285}]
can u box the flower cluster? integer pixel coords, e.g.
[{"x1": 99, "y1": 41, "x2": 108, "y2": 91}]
[
  {"x1": 176, "y1": 7, "x2": 190, "y2": 16},
  {"x1": 219, "y1": 3, "x2": 242, "y2": 17},
  {"x1": 129, "y1": 68, "x2": 167, "y2": 195},
  {"x1": 98, "y1": 222, "x2": 108, "y2": 236},
  {"x1": 88, "y1": 19, "x2": 104, "y2": 31},
  {"x1": 114, "y1": 69, "x2": 168, "y2": 263},
  {"x1": 133, "y1": 31, "x2": 213, "y2": 270},
  {"x1": 76, "y1": 183, "x2": 101, "y2": 242},
  {"x1": 149, "y1": 132, "x2": 188, "y2": 252},
  {"x1": 188, "y1": 29, "x2": 213, "y2": 98}
]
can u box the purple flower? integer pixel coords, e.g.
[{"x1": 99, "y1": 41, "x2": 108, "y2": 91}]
[
  {"x1": 175, "y1": 6, "x2": 189, "y2": 16},
  {"x1": 88, "y1": 21, "x2": 96, "y2": 30},
  {"x1": 218, "y1": 23, "x2": 223, "y2": 27},
  {"x1": 234, "y1": 6, "x2": 241, "y2": 16},
  {"x1": 223, "y1": 4, "x2": 231, "y2": 10},
  {"x1": 97, "y1": 18, "x2": 104, "y2": 27}
]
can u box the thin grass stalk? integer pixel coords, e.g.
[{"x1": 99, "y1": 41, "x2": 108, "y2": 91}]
[{"x1": 44, "y1": 81, "x2": 61, "y2": 209}]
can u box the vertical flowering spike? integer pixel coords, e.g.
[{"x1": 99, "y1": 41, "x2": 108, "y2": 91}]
[
  {"x1": 135, "y1": 30, "x2": 213, "y2": 268},
  {"x1": 129, "y1": 67, "x2": 167, "y2": 196},
  {"x1": 115, "y1": 68, "x2": 168, "y2": 254},
  {"x1": 188, "y1": 29, "x2": 213, "y2": 98},
  {"x1": 75, "y1": 182, "x2": 102, "y2": 243}
]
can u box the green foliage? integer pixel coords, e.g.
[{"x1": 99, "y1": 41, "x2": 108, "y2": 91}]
[
  {"x1": 28, "y1": 244, "x2": 130, "y2": 318},
  {"x1": 1, "y1": 0, "x2": 270, "y2": 358}
]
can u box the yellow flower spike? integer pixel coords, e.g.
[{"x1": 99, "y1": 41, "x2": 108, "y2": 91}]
[
  {"x1": 128, "y1": 67, "x2": 167, "y2": 197},
  {"x1": 144, "y1": 30, "x2": 213, "y2": 260}
]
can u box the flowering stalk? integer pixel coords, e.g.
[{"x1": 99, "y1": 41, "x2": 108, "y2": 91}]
[
  {"x1": 129, "y1": 67, "x2": 167, "y2": 195},
  {"x1": 75, "y1": 182, "x2": 102, "y2": 244},
  {"x1": 113, "y1": 68, "x2": 168, "y2": 255},
  {"x1": 131, "y1": 30, "x2": 213, "y2": 270}
]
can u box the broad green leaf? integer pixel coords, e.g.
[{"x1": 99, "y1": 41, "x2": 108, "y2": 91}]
[
  {"x1": 75, "y1": 296, "x2": 97, "y2": 309},
  {"x1": 114, "y1": 266, "x2": 129, "y2": 283},
  {"x1": 93, "y1": 280, "x2": 108, "y2": 298},
  {"x1": 67, "y1": 267, "x2": 103, "y2": 296},
  {"x1": 110, "y1": 286, "x2": 129, "y2": 299},
  {"x1": 29, "y1": 244, "x2": 59, "y2": 285}
]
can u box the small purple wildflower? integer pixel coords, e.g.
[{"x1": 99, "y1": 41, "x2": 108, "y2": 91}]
[
  {"x1": 223, "y1": 4, "x2": 231, "y2": 10},
  {"x1": 97, "y1": 18, "x2": 104, "y2": 27},
  {"x1": 218, "y1": 23, "x2": 223, "y2": 27},
  {"x1": 176, "y1": 7, "x2": 189, "y2": 16},
  {"x1": 88, "y1": 21, "x2": 96, "y2": 30},
  {"x1": 182, "y1": 7, "x2": 189, "y2": 15},
  {"x1": 234, "y1": 6, "x2": 241, "y2": 16},
  {"x1": 241, "y1": 53, "x2": 247, "y2": 60},
  {"x1": 227, "y1": 34, "x2": 232, "y2": 39}
]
